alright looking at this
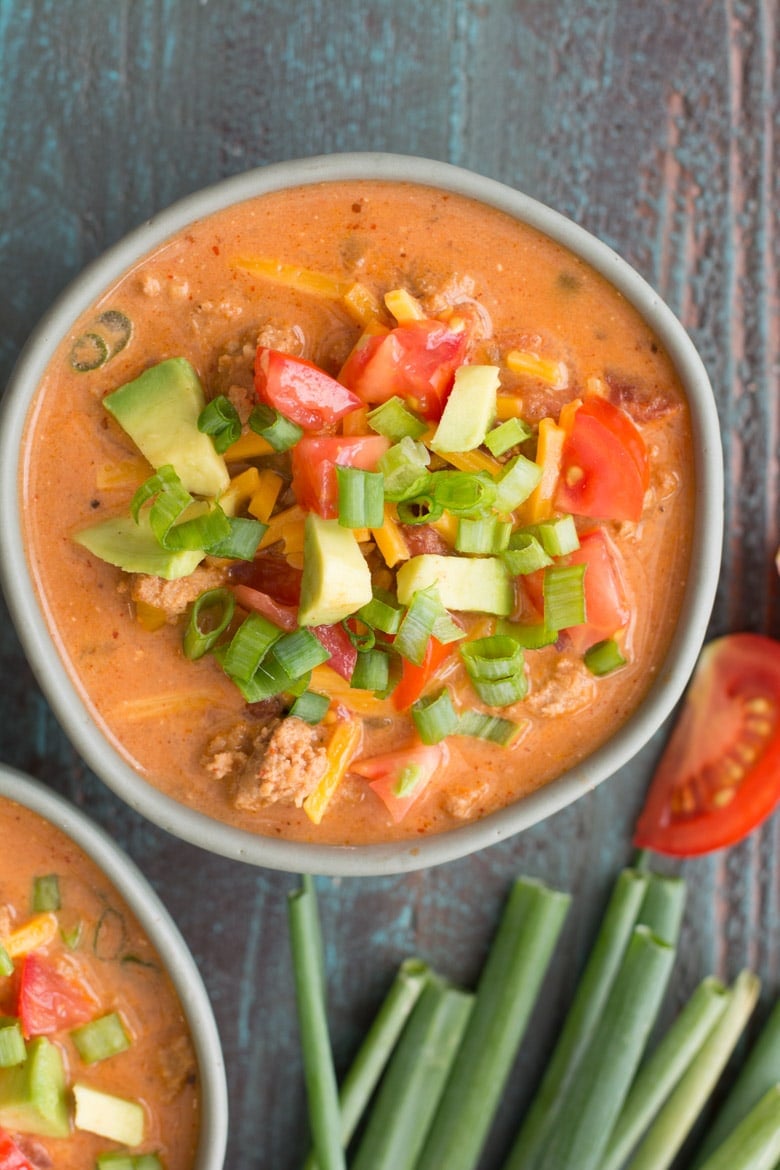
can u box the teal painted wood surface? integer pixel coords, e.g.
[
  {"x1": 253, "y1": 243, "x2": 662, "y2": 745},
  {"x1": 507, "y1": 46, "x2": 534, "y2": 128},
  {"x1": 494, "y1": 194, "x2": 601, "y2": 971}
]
[{"x1": 0, "y1": 1, "x2": 778, "y2": 1166}]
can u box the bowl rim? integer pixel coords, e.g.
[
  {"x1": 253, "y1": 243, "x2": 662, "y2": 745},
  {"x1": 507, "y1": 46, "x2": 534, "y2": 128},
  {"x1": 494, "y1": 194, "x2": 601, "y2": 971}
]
[
  {"x1": 0, "y1": 152, "x2": 723, "y2": 875},
  {"x1": 0, "y1": 763, "x2": 228, "y2": 1166}
]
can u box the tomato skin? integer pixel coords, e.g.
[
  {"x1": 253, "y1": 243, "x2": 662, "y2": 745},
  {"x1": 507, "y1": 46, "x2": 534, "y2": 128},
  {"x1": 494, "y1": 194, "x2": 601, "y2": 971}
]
[
  {"x1": 634, "y1": 634, "x2": 780, "y2": 857},
  {"x1": 237, "y1": 554, "x2": 303, "y2": 606},
  {"x1": 17, "y1": 954, "x2": 95, "y2": 1038},
  {"x1": 254, "y1": 348, "x2": 362, "y2": 431},
  {"x1": 339, "y1": 319, "x2": 469, "y2": 418},
  {"x1": 310, "y1": 623, "x2": 358, "y2": 681},
  {"x1": 522, "y1": 528, "x2": 630, "y2": 654},
  {"x1": 352, "y1": 741, "x2": 448, "y2": 823},
  {"x1": 232, "y1": 584, "x2": 298, "y2": 631},
  {"x1": 0, "y1": 1130, "x2": 36, "y2": 1170},
  {"x1": 291, "y1": 434, "x2": 390, "y2": 518},
  {"x1": 555, "y1": 397, "x2": 648, "y2": 522},
  {"x1": 392, "y1": 636, "x2": 453, "y2": 712}
]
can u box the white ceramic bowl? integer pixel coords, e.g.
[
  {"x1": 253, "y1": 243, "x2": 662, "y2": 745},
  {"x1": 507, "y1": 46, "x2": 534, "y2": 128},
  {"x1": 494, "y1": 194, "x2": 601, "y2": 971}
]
[
  {"x1": 0, "y1": 154, "x2": 723, "y2": 875},
  {"x1": 0, "y1": 763, "x2": 228, "y2": 1166}
]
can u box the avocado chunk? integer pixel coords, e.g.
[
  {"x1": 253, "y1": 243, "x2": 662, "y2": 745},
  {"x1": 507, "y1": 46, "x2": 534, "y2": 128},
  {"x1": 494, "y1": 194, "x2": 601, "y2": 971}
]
[
  {"x1": 430, "y1": 364, "x2": 500, "y2": 453},
  {"x1": 298, "y1": 513, "x2": 373, "y2": 627},
  {"x1": 396, "y1": 554, "x2": 513, "y2": 615},
  {"x1": 72, "y1": 508, "x2": 205, "y2": 579},
  {"x1": 103, "y1": 357, "x2": 229, "y2": 497},
  {"x1": 0, "y1": 1035, "x2": 70, "y2": 1138},
  {"x1": 73, "y1": 1082, "x2": 145, "y2": 1145}
]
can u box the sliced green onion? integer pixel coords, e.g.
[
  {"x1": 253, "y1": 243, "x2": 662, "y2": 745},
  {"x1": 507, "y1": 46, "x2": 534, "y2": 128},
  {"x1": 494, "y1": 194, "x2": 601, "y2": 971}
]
[
  {"x1": 183, "y1": 588, "x2": 236, "y2": 660},
  {"x1": 378, "y1": 437, "x2": 431, "y2": 501},
  {"x1": 288, "y1": 875, "x2": 346, "y2": 1170},
  {"x1": 498, "y1": 618, "x2": 559, "y2": 649},
  {"x1": 206, "y1": 515, "x2": 267, "y2": 560},
  {"x1": 395, "y1": 494, "x2": 444, "y2": 525},
  {"x1": 132, "y1": 466, "x2": 232, "y2": 552},
  {"x1": 493, "y1": 454, "x2": 543, "y2": 512},
  {"x1": 96, "y1": 309, "x2": 133, "y2": 357},
  {"x1": 460, "y1": 636, "x2": 525, "y2": 681},
  {"x1": 506, "y1": 866, "x2": 651, "y2": 1170},
  {"x1": 455, "y1": 515, "x2": 512, "y2": 554},
  {"x1": 543, "y1": 563, "x2": 586, "y2": 630},
  {"x1": 431, "y1": 609, "x2": 467, "y2": 646},
  {"x1": 350, "y1": 978, "x2": 474, "y2": 1170},
  {"x1": 395, "y1": 586, "x2": 443, "y2": 666},
  {"x1": 534, "y1": 514, "x2": 580, "y2": 557},
  {"x1": 272, "y1": 628, "x2": 331, "y2": 679},
  {"x1": 32, "y1": 874, "x2": 60, "y2": 913},
  {"x1": 70, "y1": 331, "x2": 109, "y2": 372},
  {"x1": 249, "y1": 403, "x2": 304, "y2": 451},
  {"x1": 223, "y1": 612, "x2": 283, "y2": 683},
  {"x1": 585, "y1": 638, "x2": 627, "y2": 676},
  {"x1": 415, "y1": 877, "x2": 570, "y2": 1170},
  {"x1": 342, "y1": 620, "x2": 376, "y2": 652},
  {"x1": 0, "y1": 944, "x2": 13, "y2": 978},
  {"x1": 232, "y1": 656, "x2": 309, "y2": 703},
  {"x1": 483, "y1": 417, "x2": 532, "y2": 456},
  {"x1": 393, "y1": 762, "x2": 424, "y2": 798},
  {"x1": 602, "y1": 977, "x2": 730, "y2": 1170},
  {"x1": 96, "y1": 1155, "x2": 163, "y2": 1170},
  {"x1": 357, "y1": 593, "x2": 403, "y2": 636},
  {"x1": 61, "y1": 922, "x2": 84, "y2": 950},
  {"x1": 289, "y1": 691, "x2": 331, "y2": 725},
  {"x1": 455, "y1": 710, "x2": 528, "y2": 746},
  {"x1": 131, "y1": 464, "x2": 190, "y2": 525},
  {"x1": 428, "y1": 470, "x2": 497, "y2": 517},
  {"x1": 0, "y1": 1019, "x2": 26, "y2": 1067},
  {"x1": 336, "y1": 466, "x2": 385, "y2": 529},
  {"x1": 471, "y1": 671, "x2": 528, "y2": 707},
  {"x1": 197, "y1": 394, "x2": 243, "y2": 453},
  {"x1": 411, "y1": 687, "x2": 459, "y2": 744},
  {"x1": 351, "y1": 648, "x2": 391, "y2": 693},
  {"x1": 502, "y1": 533, "x2": 553, "y2": 575},
  {"x1": 694, "y1": 1085, "x2": 780, "y2": 1170},
  {"x1": 71, "y1": 1012, "x2": 131, "y2": 1064},
  {"x1": 367, "y1": 396, "x2": 427, "y2": 440}
]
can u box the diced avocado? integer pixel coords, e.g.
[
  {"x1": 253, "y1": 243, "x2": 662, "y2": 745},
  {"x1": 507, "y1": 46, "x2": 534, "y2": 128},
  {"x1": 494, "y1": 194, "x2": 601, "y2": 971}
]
[
  {"x1": 298, "y1": 513, "x2": 372, "y2": 627},
  {"x1": 73, "y1": 508, "x2": 205, "y2": 579},
  {"x1": 396, "y1": 554, "x2": 513, "y2": 615},
  {"x1": 73, "y1": 1082, "x2": 145, "y2": 1146},
  {"x1": 0, "y1": 1036, "x2": 70, "y2": 1138},
  {"x1": 430, "y1": 365, "x2": 500, "y2": 453},
  {"x1": 103, "y1": 357, "x2": 230, "y2": 497}
]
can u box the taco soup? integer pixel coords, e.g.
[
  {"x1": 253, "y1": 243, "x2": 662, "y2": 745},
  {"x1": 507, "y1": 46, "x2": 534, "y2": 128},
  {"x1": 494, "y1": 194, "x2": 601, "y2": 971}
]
[
  {"x1": 20, "y1": 180, "x2": 696, "y2": 846},
  {"x1": 0, "y1": 795, "x2": 199, "y2": 1168}
]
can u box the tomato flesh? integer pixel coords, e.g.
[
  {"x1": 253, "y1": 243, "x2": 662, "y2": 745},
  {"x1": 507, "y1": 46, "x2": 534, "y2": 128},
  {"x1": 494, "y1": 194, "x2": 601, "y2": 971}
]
[
  {"x1": 291, "y1": 434, "x2": 390, "y2": 518},
  {"x1": 0, "y1": 1130, "x2": 36, "y2": 1170},
  {"x1": 339, "y1": 319, "x2": 469, "y2": 418},
  {"x1": 392, "y1": 636, "x2": 453, "y2": 712},
  {"x1": 634, "y1": 633, "x2": 780, "y2": 856},
  {"x1": 17, "y1": 953, "x2": 95, "y2": 1038},
  {"x1": 555, "y1": 397, "x2": 648, "y2": 522},
  {"x1": 254, "y1": 348, "x2": 362, "y2": 431},
  {"x1": 352, "y1": 742, "x2": 448, "y2": 822},
  {"x1": 310, "y1": 623, "x2": 358, "y2": 681}
]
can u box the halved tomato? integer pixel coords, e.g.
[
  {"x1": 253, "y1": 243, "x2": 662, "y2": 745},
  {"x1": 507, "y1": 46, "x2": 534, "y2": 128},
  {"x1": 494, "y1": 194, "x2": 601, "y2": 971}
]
[
  {"x1": 634, "y1": 633, "x2": 780, "y2": 856},
  {"x1": 254, "y1": 348, "x2": 362, "y2": 431},
  {"x1": 555, "y1": 397, "x2": 648, "y2": 522},
  {"x1": 352, "y1": 741, "x2": 448, "y2": 823},
  {"x1": 291, "y1": 434, "x2": 390, "y2": 518},
  {"x1": 338, "y1": 319, "x2": 469, "y2": 418},
  {"x1": 17, "y1": 954, "x2": 96, "y2": 1038}
]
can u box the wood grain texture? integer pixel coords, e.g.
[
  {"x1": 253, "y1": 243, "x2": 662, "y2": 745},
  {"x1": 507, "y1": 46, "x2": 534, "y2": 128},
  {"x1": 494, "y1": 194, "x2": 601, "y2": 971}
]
[{"x1": 0, "y1": 1, "x2": 778, "y2": 1166}]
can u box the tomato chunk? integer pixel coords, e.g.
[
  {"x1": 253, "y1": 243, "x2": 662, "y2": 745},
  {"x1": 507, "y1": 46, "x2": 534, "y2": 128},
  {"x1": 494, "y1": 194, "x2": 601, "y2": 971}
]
[
  {"x1": 555, "y1": 397, "x2": 648, "y2": 522},
  {"x1": 291, "y1": 434, "x2": 390, "y2": 518},
  {"x1": 0, "y1": 1130, "x2": 36, "y2": 1170},
  {"x1": 339, "y1": 319, "x2": 469, "y2": 418},
  {"x1": 311, "y1": 623, "x2": 358, "y2": 682},
  {"x1": 17, "y1": 954, "x2": 95, "y2": 1038},
  {"x1": 352, "y1": 742, "x2": 448, "y2": 823},
  {"x1": 254, "y1": 348, "x2": 362, "y2": 431},
  {"x1": 634, "y1": 634, "x2": 780, "y2": 856},
  {"x1": 392, "y1": 636, "x2": 453, "y2": 712}
]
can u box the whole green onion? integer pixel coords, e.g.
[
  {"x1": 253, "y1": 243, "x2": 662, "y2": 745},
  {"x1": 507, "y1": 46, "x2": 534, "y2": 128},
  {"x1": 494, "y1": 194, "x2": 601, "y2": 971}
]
[{"x1": 695, "y1": 1085, "x2": 780, "y2": 1170}]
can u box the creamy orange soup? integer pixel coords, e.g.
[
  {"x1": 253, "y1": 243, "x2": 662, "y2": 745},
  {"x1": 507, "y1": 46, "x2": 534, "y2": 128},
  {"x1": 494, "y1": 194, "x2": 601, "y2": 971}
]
[
  {"x1": 21, "y1": 181, "x2": 695, "y2": 845},
  {"x1": 0, "y1": 797, "x2": 199, "y2": 1167}
]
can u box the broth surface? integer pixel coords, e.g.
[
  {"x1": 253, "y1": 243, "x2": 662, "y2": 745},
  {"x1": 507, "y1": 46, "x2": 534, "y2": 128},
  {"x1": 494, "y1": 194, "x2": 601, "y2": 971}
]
[{"x1": 22, "y1": 181, "x2": 695, "y2": 845}]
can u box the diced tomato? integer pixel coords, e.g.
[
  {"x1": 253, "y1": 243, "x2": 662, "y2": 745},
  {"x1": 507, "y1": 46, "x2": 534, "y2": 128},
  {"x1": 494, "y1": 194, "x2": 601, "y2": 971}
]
[
  {"x1": 339, "y1": 319, "x2": 470, "y2": 418},
  {"x1": 291, "y1": 434, "x2": 390, "y2": 518},
  {"x1": 17, "y1": 954, "x2": 95, "y2": 1038},
  {"x1": 311, "y1": 623, "x2": 358, "y2": 681},
  {"x1": 392, "y1": 636, "x2": 453, "y2": 711},
  {"x1": 352, "y1": 741, "x2": 448, "y2": 823},
  {"x1": 634, "y1": 634, "x2": 780, "y2": 856},
  {"x1": 522, "y1": 527, "x2": 630, "y2": 654},
  {"x1": 238, "y1": 555, "x2": 303, "y2": 605},
  {"x1": 254, "y1": 348, "x2": 362, "y2": 431},
  {"x1": 555, "y1": 397, "x2": 649, "y2": 522},
  {"x1": 0, "y1": 1129, "x2": 36, "y2": 1170},
  {"x1": 232, "y1": 584, "x2": 298, "y2": 631}
]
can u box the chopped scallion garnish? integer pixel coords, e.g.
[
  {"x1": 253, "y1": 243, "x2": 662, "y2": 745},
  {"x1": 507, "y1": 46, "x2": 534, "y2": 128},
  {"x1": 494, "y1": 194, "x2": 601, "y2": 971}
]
[
  {"x1": 411, "y1": 688, "x2": 459, "y2": 744},
  {"x1": 272, "y1": 628, "x2": 332, "y2": 679},
  {"x1": 183, "y1": 588, "x2": 236, "y2": 660},
  {"x1": 289, "y1": 691, "x2": 331, "y2": 725},
  {"x1": 455, "y1": 516, "x2": 512, "y2": 555},
  {"x1": 534, "y1": 514, "x2": 580, "y2": 557},
  {"x1": 249, "y1": 403, "x2": 304, "y2": 451},
  {"x1": 392, "y1": 763, "x2": 424, "y2": 798},
  {"x1": 357, "y1": 593, "x2": 404, "y2": 636},
  {"x1": 460, "y1": 636, "x2": 525, "y2": 681},
  {"x1": 543, "y1": 563, "x2": 587, "y2": 630},
  {"x1": 197, "y1": 394, "x2": 242, "y2": 453},
  {"x1": 395, "y1": 587, "x2": 445, "y2": 666},
  {"x1": 32, "y1": 874, "x2": 61, "y2": 913},
  {"x1": 367, "y1": 397, "x2": 428, "y2": 441},
  {"x1": 395, "y1": 495, "x2": 444, "y2": 525},
  {"x1": 498, "y1": 618, "x2": 559, "y2": 650},
  {"x1": 455, "y1": 710, "x2": 527, "y2": 745},
  {"x1": 483, "y1": 417, "x2": 532, "y2": 456},
  {"x1": 379, "y1": 437, "x2": 431, "y2": 502},
  {"x1": 206, "y1": 515, "x2": 267, "y2": 560},
  {"x1": 336, "y1": 466, "x2": 385, "y2": 529},
  {"x1": 493, "y1": 454, "x2": 543, "y2": 513},
  {"x1": 351, "y1": 648, "x2": 391, "y2": 693},
  {"x1": 429, "y1": 470, "x2": 497, "y2": 516},
  {"x1": 0, "y1": 1019, "x2": 25, "y2": 1068},
  {"x1": 502, "y1": 533, "x2": 553, "y2": 576},
  {"x1": 71, "y1": 1012, "x2": 131, "y2": 1065},
  {"x1": 0, "y1": 944, "x2": 13, "y2": 978},
  {"x1": 584, "y1": 639, "x2": 627, "y2": 676},
  {"x1": 222, "y1": 612, "x2": 283, "y2": 683}
]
